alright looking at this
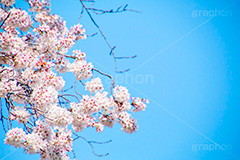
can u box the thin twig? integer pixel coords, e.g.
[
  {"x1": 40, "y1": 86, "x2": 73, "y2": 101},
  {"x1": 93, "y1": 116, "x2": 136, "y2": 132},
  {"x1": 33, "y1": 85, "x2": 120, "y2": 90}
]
[
  {"x1": 0, "y1": 12, "x2": 11, "y2": 28},
  {"x1": 63, "y1": 86, "x2": 73, "y2": 92},
  {"x1": 79, "y1": 0, "x2": 137, "y2": 73},
  {"x1": 0, "y1": 98, "x2": 7, "y2": 133},
  {"x1": 73, "y1": 132, "x2": 111, "y2": 157},
  {"x1": 92, "y1": 68, "x2": 115, "y2": 95},
  {"x1": 74, "y1": 79, "x2": 83, "y2": 98},
  {"x1": 115, "y1": 55, "x2": 137, "y2": 59},
  {"x1": 78, "y1": 5, "x2": 84, "y2": 23},
  {"x1": 59, "y1": 94, "x2": 81, "y2": 103},
  {"x1": 87, "y1": 32, "x2": 97, "y2": 37},
  {"x1": 90, "y1": 4, "x2": 142, "y2": 15}
]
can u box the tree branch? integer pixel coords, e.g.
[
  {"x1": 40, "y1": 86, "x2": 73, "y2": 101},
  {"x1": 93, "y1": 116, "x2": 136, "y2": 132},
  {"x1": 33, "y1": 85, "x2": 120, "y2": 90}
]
[
  {"x1": 79, "y1": 0, "x2": 137, "y2": 73},
  {"x1": 73, "y1": 132, "x2": 111, "y2": 157}
]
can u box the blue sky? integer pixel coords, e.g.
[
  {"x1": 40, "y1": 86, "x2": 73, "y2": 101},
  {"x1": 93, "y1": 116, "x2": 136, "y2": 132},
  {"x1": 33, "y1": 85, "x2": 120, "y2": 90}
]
[{"x1": 1, "y1": 0, "x2": 240, "y2": 160}]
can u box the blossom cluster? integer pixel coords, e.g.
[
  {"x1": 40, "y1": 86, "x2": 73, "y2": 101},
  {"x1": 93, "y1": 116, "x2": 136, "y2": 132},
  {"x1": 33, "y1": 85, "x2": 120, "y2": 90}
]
[
  {"x1": 6, "y1": 8, "x2": 33, "y2": 31},
  {"x1": 10, "y1": 106, "x2": 31, "y2": 123},
  {"x1": 85, "y1": 77, "x2": 104, "y2": 94},
  {"x1": 0, "y1": 0, "x2": 148, "y2": 159},
  {"x1": 4, "y1": 126, "x2": 73, "y2": 159},
  {"x1": 0, "y1": 0, "x2": 15, "y2": 7}
]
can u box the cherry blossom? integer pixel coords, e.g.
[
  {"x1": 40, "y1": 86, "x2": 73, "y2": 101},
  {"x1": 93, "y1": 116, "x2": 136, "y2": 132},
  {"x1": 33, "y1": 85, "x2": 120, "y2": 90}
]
[
  {"x1": 45, "y1": 104, "x2": 73, "y2": 127},
  {"x1": 4, "y1": 127, "x2": 26, "y2": 148},
  {"x1": 99, "y1": 112, "x2": 117, "y2": 128},
  {"x1": 131, "y1": 97, "x2": 149, "y2": 112},
  {"x1": 29, "y1": 0, "x2": 51, "y2": 13},
  {"x1": 6, "y1": 8, "x2": 33, "y2": 31},
  {"x1": 118, "y1": 112, "x2": 138, "y2": 134},
  {"x1": 85, "y1": 77, "x2": 104, "y2": 94},
  {"x1": 0, "y1": 0, "x2": 15, "y2": 7},
  {"x1": 113, "y1": 85, "x2": 130, "y2": 103},
  {"x1": 33, "y1": 120, "x2": 53, "y2": 141},
  {"x1": 10, "y1": 106, "x2": 31, "y2": 124},
  {"x1": 23, "y1": 133, "x2": 44, "y2": 154},
  {"x1": 0, "y1": 0, "x2": 148, "y2": 159},
  {"x1": 0, "y1": 8, "x2": 7, "y2": 21}
]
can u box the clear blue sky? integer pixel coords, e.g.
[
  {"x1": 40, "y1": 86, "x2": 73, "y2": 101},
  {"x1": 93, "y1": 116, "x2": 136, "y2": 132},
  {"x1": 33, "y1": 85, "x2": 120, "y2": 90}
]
[{"x1": 1, "y1": 0, "x2": 240, "y2": 160}]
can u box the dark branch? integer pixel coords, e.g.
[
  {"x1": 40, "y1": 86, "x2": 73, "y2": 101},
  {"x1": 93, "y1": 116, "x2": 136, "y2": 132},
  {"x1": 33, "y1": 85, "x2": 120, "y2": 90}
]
[
  {"x1": 73, "y1": 132, "x2": 111, "y2": 157},
  {"x1": 90, "y1": 4, "x2": 142, "y2": 15},
  {"x1": 0, "y1": 12, "x2": 11, "y2": 29},
  {"x1": 92, "y1": 68, "x2": 115, "y2": 95},
  {"x1": 79, "y1": 0, "x2": 137, "y2": 73}
]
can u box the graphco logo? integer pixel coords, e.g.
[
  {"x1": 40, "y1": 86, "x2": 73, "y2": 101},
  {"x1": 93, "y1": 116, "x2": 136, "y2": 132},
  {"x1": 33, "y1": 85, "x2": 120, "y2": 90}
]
[
  {"x1": 192, "y1": 9, "x2": 232, "y2": 18},
  {"x1": 104, "y1": 73, "x2": 154, "y2": 85},
  {"x1": 192, "y1": 144, "x2": 232, "y2": 152}
]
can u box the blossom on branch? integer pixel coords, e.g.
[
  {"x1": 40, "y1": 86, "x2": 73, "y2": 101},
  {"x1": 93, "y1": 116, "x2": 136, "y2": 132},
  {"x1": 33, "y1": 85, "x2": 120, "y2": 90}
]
[{"x1": 0, "y1": 0, "x2": 148, "y2": 159}]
